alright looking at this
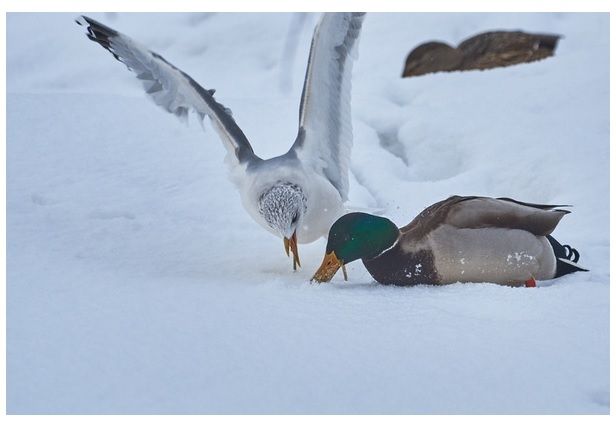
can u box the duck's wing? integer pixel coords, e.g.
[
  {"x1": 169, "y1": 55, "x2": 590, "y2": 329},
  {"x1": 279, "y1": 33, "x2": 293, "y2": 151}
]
[
  {"x1": 288, "y1": 12, "x2": 365, "y2": 201},
  {"x1": 402, "y1": 196, "x2": 571, "y2": 238},
  {"x1": 446, "y1": 197, "x2": 571, "y2": 236},
  {"x1": 76, "y1": 15, "x2": 259, "y2": 166}
]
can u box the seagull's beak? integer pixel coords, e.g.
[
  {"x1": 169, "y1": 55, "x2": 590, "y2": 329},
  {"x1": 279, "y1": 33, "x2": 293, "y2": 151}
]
[
  {"x1": 311, "y1": 251, "x2": 346, "y2": 283},
  {"x1": 283, "y1": 231, "x2": 301, "y2": 271}
]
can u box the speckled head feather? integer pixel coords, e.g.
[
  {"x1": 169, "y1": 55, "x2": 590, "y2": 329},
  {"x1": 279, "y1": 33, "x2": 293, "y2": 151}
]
[{"x1": 258, "y1": 182, "x2": 307, "y2": 238}]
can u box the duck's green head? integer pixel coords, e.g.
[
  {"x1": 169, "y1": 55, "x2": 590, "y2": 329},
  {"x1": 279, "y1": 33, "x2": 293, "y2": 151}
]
[{"x1": 312, "y1": 212, "x2": 399, "y2": 283}]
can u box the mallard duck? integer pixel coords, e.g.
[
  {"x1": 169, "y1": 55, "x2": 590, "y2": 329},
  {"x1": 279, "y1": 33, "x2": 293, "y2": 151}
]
[
  {"x1": 312, "y1": 196, "x2": 587, "y2": 286},
  {"x1": 77, "y1": 13, "x2": 365, "y2": 270},
  {"x1": 402, "y1": 31, "x2": 560, "y2": 78}
]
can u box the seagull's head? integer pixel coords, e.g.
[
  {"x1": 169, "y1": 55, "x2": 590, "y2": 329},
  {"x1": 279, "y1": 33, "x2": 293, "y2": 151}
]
[{"x1": 258, "y1": 182, "x2": 307, "y2": 270}]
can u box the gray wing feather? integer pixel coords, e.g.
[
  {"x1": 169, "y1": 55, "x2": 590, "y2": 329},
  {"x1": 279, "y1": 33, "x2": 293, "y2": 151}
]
[
  {"x1": 446, "y1": 197, "x2": 570, "y2": 236},
  {"x1": 402, "y1": 195, "x2": 570, "y2": 239},
  {"x1": 290, "y1": 12, "x2": 365, "y2": 201},
  {"x1": 77, "y1": 15, "x2": 258, "y2": 165}
]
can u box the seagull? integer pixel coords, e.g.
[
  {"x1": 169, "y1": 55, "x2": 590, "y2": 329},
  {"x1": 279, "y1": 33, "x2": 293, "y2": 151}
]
[{"x1": 77, "y1": 13, "x2": 365, "y2": 270}]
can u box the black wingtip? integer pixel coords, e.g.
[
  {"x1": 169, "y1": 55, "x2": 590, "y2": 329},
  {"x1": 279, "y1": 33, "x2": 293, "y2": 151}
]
[
  {"x1": 77, "y1": 14, "x2": 123, "y2": 60},
  {"x1": 556, "y1": 209, "x2": 572, "y2": 215},
  {"x1": 77, "y1": 15, "x2": 120, "y2": 40},
  {"x1": 497, "y1": 197, "x2": 573, "y2": 211},
  {"x1": 76, "y1": 15, "x2": 95, "y2": 29}
]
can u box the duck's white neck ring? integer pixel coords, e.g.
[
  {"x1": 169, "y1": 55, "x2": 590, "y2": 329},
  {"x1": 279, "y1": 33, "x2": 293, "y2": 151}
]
[{"x1": 370, "y1": 236, "x2": 400, "y2": 260}]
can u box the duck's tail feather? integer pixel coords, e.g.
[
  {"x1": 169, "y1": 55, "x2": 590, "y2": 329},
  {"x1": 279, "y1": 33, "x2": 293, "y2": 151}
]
[{"x1": 546, "y1": 235, "x2": 589, "y2": 278}]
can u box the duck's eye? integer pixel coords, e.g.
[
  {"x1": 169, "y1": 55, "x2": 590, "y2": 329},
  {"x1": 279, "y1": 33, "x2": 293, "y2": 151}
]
[{"x1": 291, "y1": 213, "x2": 298, "y2": 224}]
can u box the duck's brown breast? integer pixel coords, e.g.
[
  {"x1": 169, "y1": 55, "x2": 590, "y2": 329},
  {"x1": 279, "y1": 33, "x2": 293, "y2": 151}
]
[{"x1": 362, "y1": 245, "x2": 439, "y2": 286}]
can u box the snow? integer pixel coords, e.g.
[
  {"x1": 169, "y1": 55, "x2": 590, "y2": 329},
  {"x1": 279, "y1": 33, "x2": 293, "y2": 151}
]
[{"x1": 6, "y1": 12, "x2": 609, "y2": 414}]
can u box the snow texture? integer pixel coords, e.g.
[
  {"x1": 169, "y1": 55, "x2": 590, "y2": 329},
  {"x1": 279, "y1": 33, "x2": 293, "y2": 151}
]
[{"x1": 6, "y1": 12, "x2": 609, "y2": 414}]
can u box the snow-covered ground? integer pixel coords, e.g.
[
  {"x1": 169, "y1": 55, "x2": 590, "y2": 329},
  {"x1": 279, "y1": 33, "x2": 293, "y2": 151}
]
[{"x1": 6, "y1": 13, "x2": 609, "y2": 414}]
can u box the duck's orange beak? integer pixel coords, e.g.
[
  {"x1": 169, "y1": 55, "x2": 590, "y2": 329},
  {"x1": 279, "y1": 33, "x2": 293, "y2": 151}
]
[
  {"x1": 283, "y1": 231, "x2": 301, "y2": 271},
  {"x1": 311, "y1": 251, "x2": 347, "y2": 283}
]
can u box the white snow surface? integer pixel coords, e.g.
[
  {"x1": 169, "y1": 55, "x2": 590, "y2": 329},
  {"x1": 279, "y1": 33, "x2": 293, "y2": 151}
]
[{"x1": 6, "y1": 13, "x2": 609, "y2": 414}]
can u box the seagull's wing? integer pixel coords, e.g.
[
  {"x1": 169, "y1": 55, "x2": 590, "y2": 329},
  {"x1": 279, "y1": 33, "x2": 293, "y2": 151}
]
[
  {"x1": 76, "y1": 15, "x2": 259, "y2": 166},
  {"x1": 289, "y1": 12, "x2": 365, "y2": 201}
]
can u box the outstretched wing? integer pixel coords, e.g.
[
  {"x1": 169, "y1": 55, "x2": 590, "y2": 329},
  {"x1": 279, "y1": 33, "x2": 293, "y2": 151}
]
[
  {"x1": 289, "y1": 13, "x2": 365, "y2": 201},
  {"x1": 76, "y1": 15, "x2": 258, "y2": 165}
]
